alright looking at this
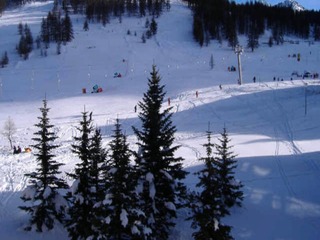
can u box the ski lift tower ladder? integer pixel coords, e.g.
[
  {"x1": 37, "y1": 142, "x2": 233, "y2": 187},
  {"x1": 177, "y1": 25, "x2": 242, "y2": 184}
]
[{"x1": 235, "y1": 45, "x2": 244, "y2": 85}]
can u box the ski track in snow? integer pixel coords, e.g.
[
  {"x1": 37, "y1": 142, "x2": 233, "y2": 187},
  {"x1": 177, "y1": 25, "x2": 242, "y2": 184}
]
[
  {"x1": 0, "y1": 153, "x2": 30, "y2": 218},
  {"x1": 222, "y1": 83, "x2": 310, "y2": 197}
]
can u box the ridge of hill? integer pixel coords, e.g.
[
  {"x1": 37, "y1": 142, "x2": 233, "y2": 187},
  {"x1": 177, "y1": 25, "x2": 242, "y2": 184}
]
[{"x1": 276, "y1": 0, "x2": 305, "y2": 11}]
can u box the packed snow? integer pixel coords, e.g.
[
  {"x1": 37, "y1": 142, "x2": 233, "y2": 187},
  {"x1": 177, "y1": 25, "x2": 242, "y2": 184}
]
[{"x1": 0, "y1": 1, "x2": 320, "y2": 239}]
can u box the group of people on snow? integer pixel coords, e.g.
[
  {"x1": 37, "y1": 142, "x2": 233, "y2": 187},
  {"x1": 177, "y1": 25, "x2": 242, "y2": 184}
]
[
  {"x1": 13, "y1": 146, "x2": 22, "y2": 154},
  {"x1": 91, "y1": 84, "x2": 103, "y2": 93},
  {"x1": 13, "y1": 146, "x2": 32, "y2": 154}
]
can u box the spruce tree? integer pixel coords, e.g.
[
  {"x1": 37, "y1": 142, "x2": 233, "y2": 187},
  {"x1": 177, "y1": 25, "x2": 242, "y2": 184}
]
[
  {"x1": 24, "y1": 24, "x2": 33, "y2": 51},
  {"x1": 149, "y1": 17, "x2": 157, "y2": 36},
  {"x1": 88, "y1": 127, "x2": 108, "y2": 239},
  {"x1": 193, "y1": 14, "x2": 204, "y2": 47},
  {"x1": 89, "y1": 128, "x2": 107, "y2": 204},
  {"x1": 18, "y1": 35, "x2": 29, "y2": 60},
  {"x1": 100, "y1": 119, "x2": 140, "y2": 239},
  {"x1": 139, "y1": 0, "x2": 146, "y2": 17},
  {"x1": 215, "y1": 127, "x2": 243, "y2": 208},
  {"x1": 40, "y1": 18, "x2": 50, "y2": 48},
  {"x1": 314, "y1": 25, "x2": 320, "y2": 41},
  {"x1": 1, "y1": 51, "x2": 8, "y2": 67},
  {"x1": 83, "y1": 19, "x2": 89, "y2": 31},
  {"x1": 247, "y1": 21, "x2": 259, "y2": 52},
  {"x1": 18, "y1": 22, "x2": 23, "y2": 35},
  {"x1": 225, "y1": 14, "x2": 238, "y2": 50},
  {"x1": 62, "y1": 12, "x2": 73, "y2": 43},
  {"x1": 209, "y1": 53, "x2": 214, "y2": 70},
  {"x1": 20, "y1": 99, "x2": 68, "y2": 232},
  {"x1": 65, "y1": 110, "x2": 97, "y2": 239},
  {"x1": 133, "y1": 65, "x2": 188, "y2": 239},
  {"x1": 188, "y1": 128, "x2": 232, "y2": 240}
]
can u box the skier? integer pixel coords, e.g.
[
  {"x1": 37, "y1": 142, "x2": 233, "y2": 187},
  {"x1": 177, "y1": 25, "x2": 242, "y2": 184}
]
[{"x1": 13, "y1": 146, "x2": 17, "y2": 154}]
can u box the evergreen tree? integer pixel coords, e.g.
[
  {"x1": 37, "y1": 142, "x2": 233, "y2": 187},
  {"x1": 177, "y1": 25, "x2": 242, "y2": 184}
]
[
  {"x1": 88, "y1": 127, "x2": 108, "y2": 239},
  {"x1": 16, "y1": 23, "x2": 33, "y2": 59},
  {"x1": 18, "y1": 22, "x2": 23, "y2": 35},
  {"x1": 225, "y1": 13, "x2": 238, "y2": 49},
  {"x1": 47, "y1": 12, "x2": 58, "y2": 41},
  {"x1": 145, "y1": 17, "x2": 150, "y2": 28},
  {"x1": 247, "y1": 21, "x2": 259, "y2": 52},
  {"x1": 54, "y1": 14, "x2": 62, "y2": 42},
  {"x1": 1, "y1": 51, "x2": 9, "y2": 67},
  {"x1": 0, "y1": 0, "x2": 4, "y2": 14},
  {"x1": 62, "y1": 12, "x2": 73, "y2": 43},
  {"x1": 133, "y1": 65, "x2": 188, "y2": 239},
  {"x1": 83, "y1": 19, "x2": 89, "y2": 31},
  {"x1": 139, "y1": 0, "x2": 146, "y2": 17},
  {"x1": 193, "y1": 14, "x2": 204, "y2": 47},
  {"x1": 209, "y1": 53, "x2": 214, "y2": 70},
  {"x1": 268, "y1": 35, "x2": 273, "y2": 47},
  {"x1": 215, "y1": 127, "x2": 243, "y2": 208},
  {"x1": 149, "y1": 17, "x2": 157, "y2": 36},
  {"x1": 314, "y1": 25, "x2": 320, "y2": 41},
  {"x1": 145, "y1": 29, "x2": 152, "y2": 39},
  {"x1": 40, "y1": 18, "x2": 50, "y2": 49},
  {"x1": 65, "y1": 110, "x2": 97, "y2": 239},
  {"x1": 36, "y1": 36, "x2": 41, "y2": 49},
  {"x1": 100, "y1": 119, "x2": 140, "y2": 239},
  {"x1": 18, "y1": 35, "x2": 29, "y2": 60},
  {"x1": 20, "y1": 99, "x2": 68, "y2": 232},
  {"x1": 272, "y1": 23, "x2": 284, "y2": 45},
  {"x1": 24, "y1": 24, "x2": 33, "y2": 51},
  {"x1": 56, "y1": 41, "x2": 61, "y2": 55},
  {"x1": 187, "y1": 127, "x2": 232, "y2": 240},
  {"x1": 89, "y1": 128, "x2": 107, "y2": 203},
  {"x1": 141, "y1": 33, "x2": 146, "y2": 43}
]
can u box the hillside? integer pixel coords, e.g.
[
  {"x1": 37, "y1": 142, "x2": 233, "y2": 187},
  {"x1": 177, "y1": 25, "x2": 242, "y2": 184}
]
[{"x1": 0, "y1": 1, "x2": 320, "y2": 239}]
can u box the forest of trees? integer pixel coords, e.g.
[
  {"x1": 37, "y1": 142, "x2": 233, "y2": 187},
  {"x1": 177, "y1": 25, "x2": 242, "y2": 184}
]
[
  {"x1": 184, "y1": 0, "x2": 320, "y2": 48},
  {"x1": 61, "y1": 0, "x2": 170, "y2": 25},
  {"x1": 19, "y1": 65, "x2": 244, "y2": 239},
  {"x1": 3, "y1": 0, "x2": 320, "y2": 55}
]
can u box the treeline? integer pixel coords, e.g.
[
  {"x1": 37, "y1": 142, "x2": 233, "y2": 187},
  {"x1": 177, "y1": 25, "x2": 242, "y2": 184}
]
[
  {"x1": 184, "y1": 0, "x2": 320, "y2": 48},
  {"x1": 63, "y1": 0, "x2": 170, "y2": 25},
  {"x1": 0, "y1": 0, "x2": 35, "y2": 14},
  {"x1": 0, "y1": 0, "x2": 5, "y2": 15},
  {"x1": 19, "y1": 65, "x2": 243, "y2": 239},
  {"x1": 39, "y1": 10, "x2": 74, "y2": 48},
  {"x1": 16, "y1": 10, "x2": 73, "y2": 59}
]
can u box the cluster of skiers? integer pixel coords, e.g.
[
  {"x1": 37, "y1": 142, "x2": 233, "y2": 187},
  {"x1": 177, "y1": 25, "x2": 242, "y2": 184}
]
[
  {"x1": 13, "y1": 146, "x2": 31, "y2": 154},
  {"x1": 13, "y1": 146, "x2": 22, "y2": 154},
  {"x1": 228, "y1": 66, "x2": 236, "y2": 72},
  {"x1": 113, "y1": 72, "x2": 122, "y2": 78},
  {"x1": 91, "y1": 84, "x2": 103, "y2": 93},
  {"x1": 89, "y1": 71, "x2": 123, "y2": 94}
]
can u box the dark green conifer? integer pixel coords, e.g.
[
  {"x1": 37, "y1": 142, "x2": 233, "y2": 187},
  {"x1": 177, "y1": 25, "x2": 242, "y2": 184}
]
[
  {"x1": 20, "y1": 99, "x2": 68, "y2": 232},
  {"x1": 188, "y1": 127, "x2": 232, "y2": 240},
  {"x1": 215, "y1": 127, "x2": 243, "y2": 208},
  {"x1": 101, "y1": 119, "x2": 140, "y2": 239},
  {"x1": 65, "y1": 110, "x2": 97, "y2": 239},
  {"x1": 133, "y1": 65, "x2": 187, "y2": 239}
]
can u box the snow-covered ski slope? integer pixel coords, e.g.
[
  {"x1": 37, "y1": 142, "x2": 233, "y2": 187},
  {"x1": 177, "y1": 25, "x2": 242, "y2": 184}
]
[{"x1": 0, "y1": 1, "x2": 320, "y2": 239}]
